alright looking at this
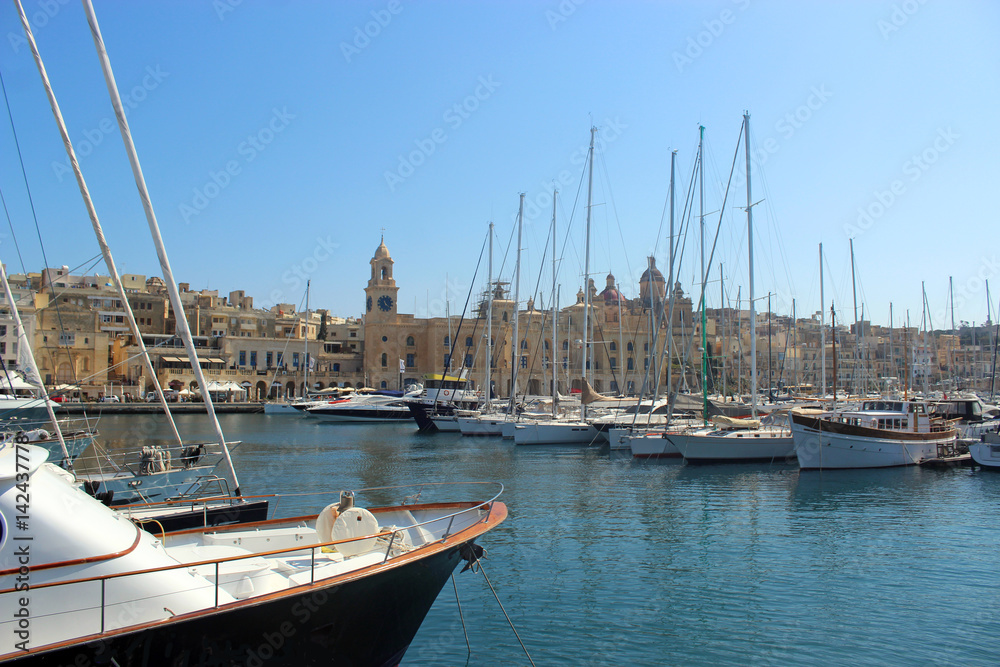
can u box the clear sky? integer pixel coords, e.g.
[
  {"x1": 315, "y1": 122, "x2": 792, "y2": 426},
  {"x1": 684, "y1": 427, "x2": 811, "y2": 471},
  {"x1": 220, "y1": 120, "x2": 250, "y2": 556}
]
[{"x1": 0, "y1": 0, "x2": 996, "y2": 331}]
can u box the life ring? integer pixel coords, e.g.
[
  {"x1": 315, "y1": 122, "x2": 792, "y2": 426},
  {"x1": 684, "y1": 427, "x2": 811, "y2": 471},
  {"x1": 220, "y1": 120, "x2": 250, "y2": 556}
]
[{"x1": 442, "y1": 389, "x2": 450, "y2": 397}]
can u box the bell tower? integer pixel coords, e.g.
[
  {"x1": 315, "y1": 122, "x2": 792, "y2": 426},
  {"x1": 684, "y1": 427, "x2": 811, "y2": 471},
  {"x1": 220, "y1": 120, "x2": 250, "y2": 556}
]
[{"x1": 365, "y1": 236, "x2": 399, "y2": 322}]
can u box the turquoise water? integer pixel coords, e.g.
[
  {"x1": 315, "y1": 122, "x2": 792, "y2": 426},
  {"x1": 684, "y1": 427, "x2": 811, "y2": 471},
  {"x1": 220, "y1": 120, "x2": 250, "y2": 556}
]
[{"x1": 96, "y1": 414, "x2": 1000, "y2": 666}]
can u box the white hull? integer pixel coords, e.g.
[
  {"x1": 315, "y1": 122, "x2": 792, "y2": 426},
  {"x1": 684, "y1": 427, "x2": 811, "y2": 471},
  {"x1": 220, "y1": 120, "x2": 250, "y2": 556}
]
[
  {"x1": 626, "y1": 430, "x2": 682, "y2": 458},
  {"x1": 791, "y1": 420, "x2": 947, "y2": 470},
  {"x1": 668, "y1": 427, "x2": 794, "y2": 463},
  {"x1": 431, "y1": 415, "x2": 461, "y2": 432},
  {"x1": 308, "y1": 409, "x2": 412, "y2": 423},
  {"x1": 969, "y1": 441, "x2": 1000, "y2": 468},
  {"x1": 513, "y1": 420, "x2": 599, "y2": 446},
  {"x1": 263, "y1": 402, "x2": 304, "y2": 415},
  {"x1": 457, "y1": 416, "x2": 506, "y2": 436}
]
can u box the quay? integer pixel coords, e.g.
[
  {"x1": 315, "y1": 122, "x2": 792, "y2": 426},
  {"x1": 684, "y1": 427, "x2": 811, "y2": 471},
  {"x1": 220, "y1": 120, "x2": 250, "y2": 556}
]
[{"x1": 55, "y1": 402, "x2": 265, "y2": 415}]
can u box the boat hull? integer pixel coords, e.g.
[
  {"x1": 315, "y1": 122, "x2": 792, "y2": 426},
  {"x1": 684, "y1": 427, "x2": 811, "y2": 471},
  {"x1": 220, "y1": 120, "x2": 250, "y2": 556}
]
[
  {"x1": 457, "y1": 416, "x2": 506, "y2": 436},
  {"x1": 626, "y1": 431, "x2": 682, "y2": 458},
  {"x1": 6, "y1": 538, "x2": 473, "y2": 667},
  {"x1": 307, "y1": 406, "x2": 412, "y2": 422},
  {"x1": 969, "y1": 441, "x2": 1000, "y2": 469},
  {"x1": 513, "y1": 421, "x2": 599, "y2": 445},
  {"x1": 791, "y1": 415, "x2": 954, "y2": 470},
  {"x1": 667, "y1": 429, "x2": 795, "y2": 464}
]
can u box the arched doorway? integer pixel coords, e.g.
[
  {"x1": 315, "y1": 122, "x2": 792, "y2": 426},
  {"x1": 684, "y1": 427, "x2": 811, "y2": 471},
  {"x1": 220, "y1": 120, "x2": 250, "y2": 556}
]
[
  {"x1": 255, "y1": 381, "x2": 267, "y2": 400},
  {"x1": 285, "y1": 381, "x2": 296, "y2": 398}
]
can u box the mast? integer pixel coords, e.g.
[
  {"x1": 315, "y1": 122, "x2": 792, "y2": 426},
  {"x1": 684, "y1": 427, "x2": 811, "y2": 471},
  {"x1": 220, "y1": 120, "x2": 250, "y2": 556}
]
[
  {"x1": 698, "y1": 124, "x2": 708, "y2": 425},
  {"x1": 745, "y1": 112, "x2": 758, "y2": 419},
  {"x1": 17, "y1": 0, "x2": 183, "y2": 448},
  {"x1": 582, "y1": 127, "x2": 595, "y2": 420},
  {"x1": 949, "y1": 275, "x2": 955, "y2": 391},
  {"x1": 889, "y1": 302, "x2": 894, "y2": 394},
  {"x1": 82, "y1": 0, "x2": 239, "y2": 493},
  {"x1": 850, "y1": 237, "x2": 859, "y2": 395},
  {"x1": 509, "y1": 194, "x2": 523, "y2": 411},
  {"x1": 486, "y1": 222, "x2": 493, "y2": 406},
  {"x1": 666, "y1": 150, "x2": 676, "y2": 403},
  {"x1": 831, "y1": 302, "x2": 837, "y2": 405},
  {"x1": 820, "y1": 243, "x2": 826, "y2": 399},
  {"x1": 905, "y1": 310, "x2": 911, "y2": 400},
  {"x1": 921, "y1": 281, "x2": 930, "y2": 395},
  {"x1": 767, "y1": 293, "x2": 772, "y2": 399},
  {"x1": 720, "y1": 263, "x2": 726, "y2": 398},
  {"x1": 304, "y1": 279, "x2": 310, "y2": 396},
  {"x1": 792, "y1": 298, "x2": 797, "y2": 391},
  {"x1": 551, "y1": 190, "x2": 558, "y2": 418},
  {"x1": 0, "y1": 262, "x2": 69, "y2": 465}
]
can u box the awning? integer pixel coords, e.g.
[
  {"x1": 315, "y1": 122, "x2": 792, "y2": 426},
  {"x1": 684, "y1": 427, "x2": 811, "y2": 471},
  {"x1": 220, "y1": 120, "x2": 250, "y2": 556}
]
[
  {"x1": 199, "y1": 357, "x2": 226, "y2": 364},
  {"x1": 160, "y1": 356, "x2": 184, "y2": 363}
]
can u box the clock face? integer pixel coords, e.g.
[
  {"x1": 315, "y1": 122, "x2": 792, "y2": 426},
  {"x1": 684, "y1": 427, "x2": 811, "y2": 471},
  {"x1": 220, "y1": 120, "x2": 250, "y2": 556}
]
[
  {"x1": 366, "y1": 296, "x2": 372, "y2": 312},
  {"x1": 378, "y1": 295, "x2": 393, "y2": 312}
]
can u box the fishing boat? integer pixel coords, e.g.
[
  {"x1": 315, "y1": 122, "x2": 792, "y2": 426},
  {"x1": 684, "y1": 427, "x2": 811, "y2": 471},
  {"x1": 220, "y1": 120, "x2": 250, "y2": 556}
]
[
  {"x1": 790, "y1": 400, "x2": 959, "y2": 470},
  {"x1": 0, "y1": 441, "x2": 506, "y2": 665}
]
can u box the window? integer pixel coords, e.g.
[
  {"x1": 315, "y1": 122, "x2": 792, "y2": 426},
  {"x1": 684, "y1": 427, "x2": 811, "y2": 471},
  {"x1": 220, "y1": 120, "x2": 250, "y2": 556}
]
[
  {"x1": 464, "y1": 354, "x2": 473, "y2": 367},
  {"x1": 406, "y1": 354, "x2": 415, "y2": 368},
  {"x1": 644, "y1": 342, "x2": 649, "y2": 352},
  {"x1": 239, "y1": 351, "x2": 246, "y2": 366},
  {"x1": 609, "y1": 341, "x2": 616, "y2": 351},
  {"x1": 443, "y1": 336, "x2": 450, "y2": 348},
  {"x1": 627, "y1": 358, "x2": 634, "y2": 370},
  {"x1": 0, "y1": 342, "x2": 5, "y2": 355},
  {"x1": 380, "y1": 380, "x2": 387, "y2": 388},
  {"x1": 250, "y1": 351, "x2": 257, "y2": 368},
  {"x1": 562, "y1": 340, "x2": 568, "y2": 350},
  {"x1": 610, "y1": 357, "x2": 617, "y2": 369},
  {"x1": 59, "y1": 333, "x2": 75, "y2": 346},
  {"x1": 520, "y1": 356, "x2": 527, "y2": 369},
  {"x1": 544, "y1": 340, "x2": 550, "y2": 350},
  {"x1": 562, "y1": 356, "x2": 568, "y2": 369},
  {"x1": 644, "y1": 357, "x2": 649, "y2": 370},
  {"x1": 293, "y1": 352, "x2": 300, "y2": 368},
  {"x1": 266, "y1": 351, "x2": 273, "y2": 368},
  {"x1": 465, "y1": 336, "x2": 473, "y2": 347},
  {"x1": 381, "y1": 353, "x2": 388, "y2": 367},
  {"x1": 0, "y1": 325, "x2": 6, "y2": 336},
  {"x1": 276, "y1": 352, "x2": 284, "y2": 367},
  {"x1": 444, "y1": 354, "x2": 451, "y2": 368},
  {"x1": 333, "y1": 363, "x2": 340, "y2": 372},
  {"x1": 406, "y1": 336, "x2": 415, "y2": 346},
  {"x1": 520, "y1": 340, "x2": 527, "y2": 349},
  {"x1": 627, "y1": 342, "x2": 634, "y2": 352}
]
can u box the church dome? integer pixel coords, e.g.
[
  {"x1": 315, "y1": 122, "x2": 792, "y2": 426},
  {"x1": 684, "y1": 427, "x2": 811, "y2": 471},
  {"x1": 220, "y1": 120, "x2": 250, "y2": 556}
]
[
  {"x1": 600, "y1": 272, "x2": 622, "y2": 303},
  {"x1": 639, "y1": 257, "x2": 664, "y2": 284},
  {"x1": 373, "y1": 237, "x2": 391, "y2": 260}
]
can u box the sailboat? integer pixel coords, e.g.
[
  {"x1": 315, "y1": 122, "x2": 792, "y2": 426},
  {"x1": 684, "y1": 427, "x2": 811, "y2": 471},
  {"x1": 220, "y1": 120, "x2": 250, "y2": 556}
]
[
  {"x1": 667, "y1": 115, "x2": 795, "y2": 464},
  {"x1": 513, "y1": 129, "x2": 600, "y2": 446}
]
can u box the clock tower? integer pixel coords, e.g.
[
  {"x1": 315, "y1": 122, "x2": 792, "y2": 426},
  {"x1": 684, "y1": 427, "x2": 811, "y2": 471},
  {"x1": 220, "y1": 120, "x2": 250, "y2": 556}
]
[{"x1": 365, "y1": 236, "x2": 399, "y2": 322}]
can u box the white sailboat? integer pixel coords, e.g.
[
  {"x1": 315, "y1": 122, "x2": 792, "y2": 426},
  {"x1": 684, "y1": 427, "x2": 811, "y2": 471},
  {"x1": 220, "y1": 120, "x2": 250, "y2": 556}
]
[
  {"x1": 670, "y1": 115, "x2": 794, "y2": 464},
  {"x1": 514, "y1": 129, "x2": 600, "y2": 446}
]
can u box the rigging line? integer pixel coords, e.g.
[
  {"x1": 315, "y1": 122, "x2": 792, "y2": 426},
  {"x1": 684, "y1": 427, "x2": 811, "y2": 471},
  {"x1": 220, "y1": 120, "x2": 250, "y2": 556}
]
[
  {"x1": 596, "y1": 144, "x2": 633, "y2": 284},
  {"x1": 0, "y1": 63, "x2": 75, "y2": 382},
  {"x1": 435, "y1": 232, "x2": 487, "y2": 406},
  {"x1": 557, "y1": 147, "x2": 589, "y2": 286},
  {"x1": 471, "y1": 555, "x2": 535, "y2": 667},
  {"x1": 451, "y1": 574, "x2": 472, "y2": 663},
  {"x1": 0, "y1": 185, "x2": 27, "y2": 277},
  {"x1": 748, "y1": 136, "x2": 796, "y2": 304}
]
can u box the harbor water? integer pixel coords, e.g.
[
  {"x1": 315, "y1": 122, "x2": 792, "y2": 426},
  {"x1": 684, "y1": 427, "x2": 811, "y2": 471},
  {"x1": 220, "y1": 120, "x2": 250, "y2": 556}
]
[{"x1": 95, "y1": 413, "x2": 999, "y2": 666}]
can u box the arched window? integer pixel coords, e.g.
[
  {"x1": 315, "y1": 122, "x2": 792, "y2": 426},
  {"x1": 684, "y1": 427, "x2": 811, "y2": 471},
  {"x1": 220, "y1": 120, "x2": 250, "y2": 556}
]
[
  {"x1": 381, "y1": 353, "x2": 387, "y2": 367},
  {"x1": 465, "y1": 336, "x2": 473, "y2": 347},
  {"x1": 627, "y1": 342, "x2": 634, "y2": 352},
  {"x1": 562, "y1": 340, "x2": 569, "y2": 350},
  {"x1": 609, "y1": 341, "x2": 617, "y2": 351},
  {"x1": 381, "y1": 267, "x2": 387, "y2": 280},
  {"x1": 520, "y1": 340, "x2": 528, "y2": 349},
  {"x1": 443, "y1": 335, "x2": 450, "y2": 347},
  {"x1": 502, "y1": 312, "x2": 508, "y2": 322},
  {"x1": 380, "y1": 380, "x2": 387, "y2": 388},
  {"x1": 406, "y1": 336, "x2": 415, "y2": 346}
]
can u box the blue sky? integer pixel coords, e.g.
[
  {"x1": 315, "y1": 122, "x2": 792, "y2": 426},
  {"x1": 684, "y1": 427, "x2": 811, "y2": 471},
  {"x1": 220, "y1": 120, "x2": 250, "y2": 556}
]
[{"x1": 0, "y1": 0, "x2": 996, "y2": 330}]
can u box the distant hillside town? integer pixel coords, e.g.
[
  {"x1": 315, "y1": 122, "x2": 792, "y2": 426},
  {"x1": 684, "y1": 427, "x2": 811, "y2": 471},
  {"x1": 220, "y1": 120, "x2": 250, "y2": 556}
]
[{"x1": 1, "y1": 239, "x2": 995, "y2": 401}]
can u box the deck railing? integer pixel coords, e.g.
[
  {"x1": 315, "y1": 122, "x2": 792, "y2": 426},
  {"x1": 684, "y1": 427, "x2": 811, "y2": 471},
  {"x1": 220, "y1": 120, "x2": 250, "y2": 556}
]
[{"x1": 0, "y1": 482, "x2": 503, "y2": 656}]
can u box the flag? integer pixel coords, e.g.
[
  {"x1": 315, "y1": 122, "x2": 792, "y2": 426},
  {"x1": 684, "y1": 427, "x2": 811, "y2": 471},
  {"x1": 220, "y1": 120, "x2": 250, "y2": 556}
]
[
  {"x1": 16, "y1": 325, "x2": 43, "y2": 391},
  {"x1": 399, "y1": 358, "x2": 405, "y2": 373}
]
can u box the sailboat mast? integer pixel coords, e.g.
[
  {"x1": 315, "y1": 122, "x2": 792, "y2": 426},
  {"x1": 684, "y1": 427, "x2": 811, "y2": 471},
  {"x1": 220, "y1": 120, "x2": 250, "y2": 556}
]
[
  {"x1": 82, "y1": 0, "x2": 238, "y2": 493},
  {"x1": 0, "y1": 262, "x2": 69, "y2": 464},
  {"x1": 745, "y1": 112, "x2": 757, "y2": 419},
  {"x1": 820, "y1": 243, "x2": 825, "y2": 399},
  {"x1": 850, "y1": 238, "x2": 859, "y2": 394},
  {"x1": 831, "y1": 302, "x2": 837, "y2": 405},
  {"x1": 582, "y1": 127, "x2": 595, "y2": 419},
  {"x1": 509, "y1": 194, "x2": 523, "y2": 411},
  {"x1": 721, "y1": 263, "x2": 726, "y2": 398},
  {"x1": 698, "y1": 125, "x2": 708, "y2": 425},
  {"x1": 486, "y1": 222, "x2": 493, "y2": 405},
  {"x1": 17, "y1": 0, "x2": 183, "y2": 448},
  {"x1": 304, "y1": 279, "x2": 310, "y2": 395},
  {"x1": 551, "y1": 190, "x2": 558, "y2": 418},
  {"x1": 666, "y1": 149, "x2": 676, "y2": 402}
]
